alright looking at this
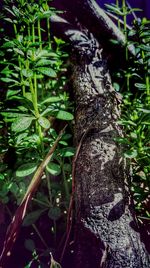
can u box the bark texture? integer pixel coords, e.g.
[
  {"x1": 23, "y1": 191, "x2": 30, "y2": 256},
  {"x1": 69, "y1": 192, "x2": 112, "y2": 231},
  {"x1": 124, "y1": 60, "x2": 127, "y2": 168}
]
[
  {"x1": 51, "y1": 1, "x2": 150, "y2": 267},
  {"x1": 71, "y1": 31, "x2": 149, "y2": 268}
]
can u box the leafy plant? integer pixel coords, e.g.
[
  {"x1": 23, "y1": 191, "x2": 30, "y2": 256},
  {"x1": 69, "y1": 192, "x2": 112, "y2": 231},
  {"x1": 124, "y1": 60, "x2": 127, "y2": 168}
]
[
  {"x1": 106, "y1": 1, "x2": 150, "y2": 221},
  {"x1": 0, "y1": 0, "x2": 74, "y2": 266}
]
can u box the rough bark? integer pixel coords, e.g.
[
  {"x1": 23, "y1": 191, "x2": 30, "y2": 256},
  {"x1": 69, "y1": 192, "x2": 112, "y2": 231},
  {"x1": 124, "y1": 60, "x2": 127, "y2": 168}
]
[
  {"x1": 71, "y1": 32, "x2": 149, "y2": 268},
  {"x1": 51, "y1": 1, "x2": 150, "y2": 267}
]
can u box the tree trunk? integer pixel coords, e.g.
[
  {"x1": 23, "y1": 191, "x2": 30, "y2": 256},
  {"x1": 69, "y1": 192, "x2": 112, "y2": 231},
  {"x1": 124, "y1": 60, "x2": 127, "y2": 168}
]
[
  {"x1": 52, "y1": 1, "x2": 150, "y2": 267},
  {"x1": 71, "y1": 31, "x2": 149, "y2": 268}
]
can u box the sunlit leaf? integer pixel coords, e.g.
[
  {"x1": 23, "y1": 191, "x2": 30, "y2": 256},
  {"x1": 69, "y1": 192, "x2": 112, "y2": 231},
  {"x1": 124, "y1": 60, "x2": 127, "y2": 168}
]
[
  {"x1": 138, "y1": 44, "x2": 150, "y2": 52},
  {"x1": 16, "y1": 163, "x2": 37, "y2": 177},
  {"x1": 46, "y1": 162, "x2": 61, "y2": 176},
  {"x1": 54, "y1": 110, "x2": 74, "y2": 121},
  {"x1": 124, "y1": 150, "x2": 138, "y2": 159},
  {"x1": 41, "y1": 96, "x2": 61, "y2": 104},
  {"x1": 6, "y1": 89, "x2": 21, "y2": 98},
  {"x1": 36, "y1": 67, "x2": 57, "y2": 77},
  {"x1": 11, "y1": 116, "x2": 34, "y2": 132},
  {"x1": 60, "y1": 147, "x2": 75, "y2": 157},
  {"x1": 14, "y1": 48, "x2": 24, "y2": 56},
  {"x1": 135, "y1": 83, "x2": 146, "y2": 89},
  {"x1": 22, "y1": 69, "x2": 33, "y2": 78},
  {"x1": 35, "y1": 59, "x2": 54, "y2": 67},
  {"x1": 38, "y1": 117, "x2": 50, "y2": 129},
  {"x1": 1, "y1": 77, "x2": 19, "y2": 83}
]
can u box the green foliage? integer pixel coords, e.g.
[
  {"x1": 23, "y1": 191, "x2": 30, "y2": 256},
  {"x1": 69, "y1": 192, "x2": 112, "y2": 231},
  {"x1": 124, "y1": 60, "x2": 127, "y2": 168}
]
[
  {"x1": 122, "y1": 18, "x2": 150, "y2": 219},
  {"x1": 1, "y1": 0, "x2": 149, "y2": 266},
  {"x1": 107, "y1": 1, "x2": 150, "y2": 220},
  {"x1": 0, "y1": 0, "x2": 73, "y2": 266}
]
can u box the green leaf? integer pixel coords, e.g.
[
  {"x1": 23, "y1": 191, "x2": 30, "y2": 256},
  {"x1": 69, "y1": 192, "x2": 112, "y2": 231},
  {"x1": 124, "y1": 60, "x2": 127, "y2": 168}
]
[
  {"x1": 16, "y1": 133, "x2": 28, "y2": 145},
  {"x1": 114, "y1": 137, "x2": 129, "y2": 144},
  {"x1": 9, "y1": 182, "x2": 19, "y2": 195},
  {"x1": 54, "y1": 37, "x2": 65, "y2": 46},
  {"x1": 34, "y1": 49, "x2": 57, "y2": 60},
  {"x1": 36, "y1": 10, "x2": 55, "y2": 20},
  {"x1": 16, "y1": 163, "x2": 37, "y2": 177},
  {"x1": 35, "y1": 59, "x2": 54, "y2": 67},
  {"x1": 124, "y1": 150, "x2": 138, "y2": 159},
  {"x1": 41, "y1": 96, "x2": 61, "y2": 104},
  {"x1": 6, "y1": 96, "x2": 23, "y2": 101},
  {"x1": 118, "y1": 120, "x2": 136, "y2": 126},
  {"x1": 38, "y1": 117, "x2": 50, "y2": 129},
  {"x1": 27, "y1": 134, "x2": 40, "y2": 144},
  {"x1": 138, "y1": 108, "x2": 150, "y2": 113},
  {"x1": 2, "y1": 40, "x2": 14, "y2": 48},
  {"x1": 11, "y1": 116, "x2": 34, "y2": 132},
  {"x1": 135, "y1": 83, "x2": 146, "y2": 89},
  {"x1": 23, "y1": 209, "x2": 46, "y2": 226},
  {"x1": 130, "y1": 132, "x2": 137, "y2": 139},
  {"x1": 25, "y1": 92, "x2": 33, "y2": 102},
  {"x1": 36, "y1": 67, "x2": 57, "y2": 78},
  {"x1": 54, "y1": 110, "x2": 74, "y2": 121},
  {"x1": 105, "y1": 4, "x2": 123, "y2": 15},
  {"x1": 22, "y1": 69, "x2": 33, "y2": 78},
  {"x1": 138, "y1": 44, "x2": 150, "y2": 52},
  {"x1": 4, "y1": 18, "x2": 13, "y2": 23},
  {"x1": 41, "y1": 107, "x2": 53, "y2": 116},
  {"x1": 49, "y1": 128, "x2": 58, "y2": 139},
  {"x1": 62, "y1": 133, "x2": 72, "y2": 140},
  {"x1": 25, "y1": 239, "x2": 35, "y2": 252},
  {"x1": 59, "y1": 140, "x2": 68, "y2": 146},
  {"x1": 1, "y1": 112, "x2": 27, "y2": 118},
  {"x1": 63, "y1": 163, "x2": 71, "y2": 173},
  {"x1": 14, "y1": 48, "x2": 24, "y2": 56},
  {"x1": 60, "y1": 147, "x2": 75, "y2": 157},
  {"x1": 141, "y1": 121, "x2": 150, "y2": 125},
  {"x1": 6, "y1": 89, "x2": 21, "y2": 98},
  {"x1": 0, "y1": 174, "x2": 5, "y2": 180},
  {"x1": 1, "y1": 66, "x2": 12, "y2": 75},
  {"x1": 113, "y1": 82, "x2": 120, "y2": 91},
  {"x1": 1, "y1": 77, "x2": 19, "y2": 83},
  {"x1": 48, "y1": 207, "x2": 61, "y2": 221},
  {"x1": 46, "y1": 162, "x2": 61, "y2": 176}
]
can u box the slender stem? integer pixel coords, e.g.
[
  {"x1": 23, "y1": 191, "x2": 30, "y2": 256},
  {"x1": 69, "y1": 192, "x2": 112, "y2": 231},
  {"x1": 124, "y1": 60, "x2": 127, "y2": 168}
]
[
  {"x1": 37, "y1": 19, "x2": 42, "y2": 50},
  {"x1": 28, "y1": 25, "x2": 31, "y2": 46},
  {"x1": 46, "y1": 0, "x2": 51, "y2": 49},
  {"x1": 141, "y1": 51, "x2": 150, "y2": 104},
  {"x1": 30, "y1": 22, "x2": 44, "y2": 152},
  {"x1": 47, "y1": 18, "x2": 51, "y2": 49},
  {"x1": 126, "y1": 74, "x2": 130, "y2": 92},
  {"x1": 34, "y1": 71, "x2": 44, "y2": 151},
  {"x1": 32, "y1": 224, "x2": 48, "y2": 248},
  {"x1": 46, "y1": 171, "x2": 52, "y2": 204},
  {"x1": 116, "y1": 0, "x2": 121, "y2": 30},
  {"x1": 26, "y1": 61, "x2": 39, "y2": 117},
  {"x1": 146, "y1": 75, "x2": 150, "y2": 104},
  {"x1": 32, "y1": 197, "x2": 50, "y2": 207},
  {"x1": 32, "y1": 23, "x2": 35, "y2": 44},
  {"x1": 13, "y1": 23, "x2": 26, "y2": 96},
  {"x1": 122, "y1": 0, "x2": 128, "y2": 60},
  {"x1": 62, "y1": 161, "x2": 70, "y2": 201}
]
